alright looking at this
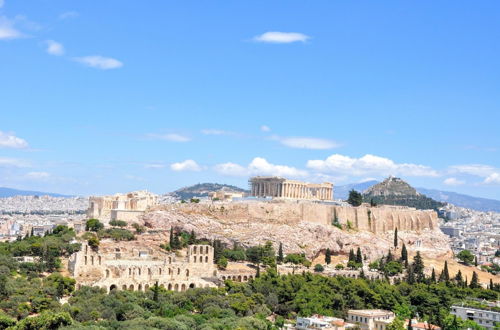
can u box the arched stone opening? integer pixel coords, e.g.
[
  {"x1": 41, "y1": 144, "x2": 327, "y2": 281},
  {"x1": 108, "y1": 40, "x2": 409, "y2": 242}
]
[
  {"x1": 138, "y1": 284, "x2": 142, "y2": 291},
  {"x1": 205, "y1": 246, "x2": 209, "y2": 254},
  {"x1": 177, "y1": 268, "x2": 180, "y2": 275},
  {"x1": 222, "y1": 276, "x2": 226, "y2": 280},
  {"x1": 145, "y1": 284, "x2": 150, "y2": 290},
  {"x1": 106, "y1": 269, "x2": 110, "y2": 278},
  {"x1": 168, "y1": 283, "x2": 172, "y2": 290},
  {"x1": 138, "y1": 268, "x2": 141, "y2": 276},
  {"x1": 110, "y1": 284, "x2": 117, "y2": 291},
  {"x1": 122, "y1": 284, "x2": 127, "y2": 290},
  {"x1": 98, "y1": 256, "x2": 102, "y2": 265},
  {"x1": 181, "y1": 284, "x2": 186, "y2": 291},
  {"x1": 148, "y1": 268, "x2": 151, "y2": 275},
  {"x1": 129, "y1": 284, "x2": 134, "y2": 291},
  {"x1": 186, "y1": 269, "x2": 189, "y2": 277},
  {"x1": 238, "y1": 275, "x2": 242, "y2": 282},
  {"x1": 205, "y1": 256, "x2": 208, "y2": 263},
  {"x1": 91, "y1": 256, "x2": 94, "y2": 265},
  {"x1": 194, "y1": 246, "x2": 197, "y2": 254},
  {"x1": 174, "y1": 283, "x2": 179, "y2": 291},
  {"x1": 84, "y1": 256, "x2": 87, "y2": 265},
  {"x1": 189, "y1": 283, "x2": 195, "y2": 289},
  {"x1": 193, "y1": 256, "x2": 196, "y2": 263},
  {"x1": 159, "y1": 268, "x2": 162, "y2": 275},
  {"x1": 243, "y1": 276, "x2": 248, "y2": 281},
  {"x1": 169, "y1": 268, "x2": 172, "y2": 275}
]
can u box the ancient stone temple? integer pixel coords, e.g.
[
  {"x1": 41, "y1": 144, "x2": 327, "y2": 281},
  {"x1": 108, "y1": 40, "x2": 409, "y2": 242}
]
[
  {"x1": 249, "y1": 176, "x2": 333, "y2": 201},
  {"x1": 87, "y1": 190, "x2": 157, "y2": 223},
  {"x1": 68, "y1": 241, "x2": 218, "y2": 292}
]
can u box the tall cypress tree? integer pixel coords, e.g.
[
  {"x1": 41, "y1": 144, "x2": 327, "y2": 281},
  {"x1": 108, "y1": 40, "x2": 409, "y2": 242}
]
[
  {"x1": 401, "y1": 243, "x2": 408, "y2": 268},
  {"x1": 277, "y1": 242, "x2": 284, "y2": 264},
  {"x1": 430, "y1": 268, "x2": 436, "y2": 283},
  {"x1": 356, "y1": 247, "x2": 363, "y2": 264},
  {"x1": 394, "y1": 228, "x2": 398, "y2": 248},
  {"x1": 470, "y1": 271, "x2": 479, "y2": 289},
  {"x1": 169, "y1": 227, "x2": 174, "y2": 248},
  {"x1": 386, "y1": 250, "x2": 394, "y2": 263},
  {"x1": 153, "y1": 281, "x2": 159, "y2": 302},
  {"x1": 325, "y1": 248, "x2": 331, "y2": 265},
  {"x1": 349, "y1": 249, "x2": 355, "y2": 263},
  {"x1": 439, "y1": 261, "x2": 450, "y2": 282},
  {"x1": 455, "y1": 270, "x2": 463, "y2": 284},
  {"x1": 406, "y1": 266, "x2": 415, "y2": 284}
]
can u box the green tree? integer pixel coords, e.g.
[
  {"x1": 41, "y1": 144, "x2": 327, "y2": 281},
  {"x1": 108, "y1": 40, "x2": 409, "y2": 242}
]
[
  {"x1": 412, "y1": 252, "x2": 425, "y2": 282},
  {"x1": 325, "y1": 248, "x2": 331, "y2": 265},
  {"x1": 347, "y1": 190, "x2": 363, "y2": 206},
  {"x1": 469, "y1": 271, "x2": 480, "y2": 289},
  {"x1": 277, "y1": 242, "x2": 284, "y2": 264},
  {"x1": 430, "y1": 268, "x2": 436, "y2": 283},
  {"x1": 356, "y1": 247, "x2": 363, "y2": 264},
  {"x1": 439, "y1": 261, "x2": 450, "y2": 283},
  {"x1": 383, "y1": 261, "x2": 403, "y2": 276},
  {"x1": 217, "y1": 256, "x2": 228, "y2": 270},
  {"x1": 314, "y1": 264, "x2": 324, "y2": 272},
  {"x1": 401, "y1": 243, "x2": 408, "y2": 267},
  {"x1": 85, "y1": 219, "x2": 104, "y2": 232},
  {"x1": 457, "y1": 250, "x2": 474, "y2": 265},
  {"x1": 387, "y1": 317, "x2": 405, "y2": 330}
]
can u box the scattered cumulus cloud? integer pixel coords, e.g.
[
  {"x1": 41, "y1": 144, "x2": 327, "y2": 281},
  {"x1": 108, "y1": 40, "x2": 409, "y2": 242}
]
[
  {"x1": 449, "y1": 164, "x2": 496, "y2": 178},
  {"x1": 0, "y1": 16, "x2": 23, "y2": 40},
  {"x1": 307, "y1": 154, "x2": 439, "y2": 177},
  {"x1": 147, "y1": 133, "x2": 191, "y2": 142},
  {"x1": 260, "y1": 125, "x2": 271, "y2": 132},
  {"x1": 45, "y1": 40, "x2": 64, "y2": 56},
  {"x1": 273, "y1": 136, "x2": 340, "y2": 150},
  {"x1": 443, "y1": 177, "x2": 465, "y2": 186},
  {"x1": 0, "y1": 157, "x2": 28, "y2": 168},
  {"x1": 254, "y1": 31, "x2": 310, "y2": 44},
  {"x1": 215, "y1": 157, "x2": 308, "y2": 178},
  {"x1": 74, "y1": 56, "x2": 123, "y2": 70},
  {"x1": 170, "y1": 160, "x2": 202, "y2": 172},
  {"x1": 0, "y1": 131, "x2": 28, "y2": 148},
  {"x1": 484, "y1": 173, "x2": 500, "y2": 185},
  {"x1": 59, "y1": 11, "x2": 78, "y2": 20}
]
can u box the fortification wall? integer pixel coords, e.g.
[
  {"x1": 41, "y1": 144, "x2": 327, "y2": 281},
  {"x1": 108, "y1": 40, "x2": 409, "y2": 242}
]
[{"x1": 162, "y1": 201, "x2": 438, "y2": 234}]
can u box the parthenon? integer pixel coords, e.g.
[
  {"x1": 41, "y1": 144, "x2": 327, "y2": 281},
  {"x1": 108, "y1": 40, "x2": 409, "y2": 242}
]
[{"x1": 249, "y1": 176, "x2": 333, "y2": 201}]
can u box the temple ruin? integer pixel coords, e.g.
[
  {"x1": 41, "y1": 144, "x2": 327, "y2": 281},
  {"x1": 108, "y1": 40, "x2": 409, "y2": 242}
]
[
  {"x1": 87, "y1": 190, "x2": 157, "y2": 223},
  {"x1": 69, "y1": 241, "x2": 218, "y2": 292},
  {"x1": 249, "y1": 176, "x2": 333, "y2": 201}
]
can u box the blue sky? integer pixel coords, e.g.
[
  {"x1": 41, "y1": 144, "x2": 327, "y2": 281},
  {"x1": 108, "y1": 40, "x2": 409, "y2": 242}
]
[{"x1": 1, "y1": 1, "x2": 499, "y2": 199}]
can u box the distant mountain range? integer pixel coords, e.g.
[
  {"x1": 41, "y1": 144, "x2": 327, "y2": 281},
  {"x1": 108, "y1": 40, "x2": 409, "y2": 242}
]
[
  {"x1": 171, "y1": 183, "x2": 248, "y2": 200},
  {"x1": 335, "y1": 180, "x2": 500, "y2": 212},
  {"x1": 0, "y1": 187, "x2": 72, "y2": 198}
]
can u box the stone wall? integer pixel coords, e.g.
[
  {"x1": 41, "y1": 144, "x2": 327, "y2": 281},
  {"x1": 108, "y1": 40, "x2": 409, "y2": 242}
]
[
  {"x1": 69, "y1": 241, "x2": 218, "y2": 292},
  {"x1": 159, "y1": 201, "x2": 438, "y2": 234}
]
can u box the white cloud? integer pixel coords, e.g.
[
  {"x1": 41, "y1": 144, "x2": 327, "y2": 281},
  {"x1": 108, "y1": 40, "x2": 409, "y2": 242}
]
[
  {"x1": 0, "y1": 16, "x2": 23, "y2": 40},
  {"x1": 449, "y1": 164, "x2": 496, "y2": 178},
  {"x1": 74, "y1": 56, "x2": 123, "y2": 70},
  {"x1": 45, "y1": 40, "x2": 64, "y2": 56},
  {"x1": 307, "y1": 154, "x2": 439, "y2": 177},
  {"x1": 484, "y1": 173, "x2": 500, "y2": 185},
  {"x1": 25, "y1": 171, "x2": 50, "y2": 180},
  {"x1": 59, "y1": 11, "x2": 78, "y2": 20},
  {"x1": 0, "y1": 157, "x2": 28, "y2": 168},
  {"x1": 274, "y1": 136, "x2": 340, "y2": 150},
  {"x1": 215, "y1": 157, "x2": 308, "y2": 178},
  {"x1": 170, "y1": 159, "x2": 202, "y2": 172},
  {"x1": 254, "y1": 31, "x2": 310, "y2": 44},
  {"x1": 260, "y1": 125, "x2": 271, "y2": 132},
  {"x1": 0, "y1": 131, "x2": 28, "y2": 148},
  {"x1": 443, "y1": 177, "x2": 465, "y2": 186},
  {"x1": 201, "y1": 129, "x2": 234, "y2": 136},
  {"x1": 147, "y1": 133, "x2": 191, "y2": 142}
]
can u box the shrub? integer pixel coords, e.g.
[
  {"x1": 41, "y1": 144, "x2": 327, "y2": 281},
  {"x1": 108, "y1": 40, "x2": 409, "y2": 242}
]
[
  {"x1": 335, "y1": 263, "x2": 345, "y2": 270},
  {"x1": 109, "y1": 220, "x2": 127, "y2": 227},
  {"x1": 314, "y1": 264, "x2": 324, "y2": 272}
]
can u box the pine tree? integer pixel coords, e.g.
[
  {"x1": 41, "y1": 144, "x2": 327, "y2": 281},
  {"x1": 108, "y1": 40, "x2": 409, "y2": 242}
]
[
  {"x1": 430, "y1": 268, "x2": 436, "y2": 283},
  {"x1": 412, "y1": 252, "x2": 425, "y2": 282},
  {"x1": 349, "y1": 249, "x2": 355, "y2": 263},
  {"x1": 401, "y1": 243, "x2": 408, "y2": 268},
  {"x1": 439, "y1": 261, "x2": 450, "y2": 282},
  {"x1": 394, "y1": 228, "x2": 398, "y2": 248},
  {"x1": 356, "y1": 247, "x2": 363, "y2": 264},
  {"x1": 325, "y1": 248, "x2": 331, "y2": 265},
  {"x1": 406, "y1": 266, "x2": 415, "y2": 284},
  {"x1": 470, "y1": 271, "x2": 479, "y2": 289},
  {"x1": 277, "y1": 242, "x2": 284, "y2": 264}
]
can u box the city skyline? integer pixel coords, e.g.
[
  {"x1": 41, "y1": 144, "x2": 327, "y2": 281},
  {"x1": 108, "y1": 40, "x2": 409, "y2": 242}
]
[{"x1": 1, "y1": 1, "x2": 499, "y2": 199}]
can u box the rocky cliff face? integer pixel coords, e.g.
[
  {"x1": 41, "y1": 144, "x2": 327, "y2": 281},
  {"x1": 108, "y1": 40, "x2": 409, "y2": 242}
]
[{"x1": 140, "y1": 202, "x2": 452, "y2": 262}]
